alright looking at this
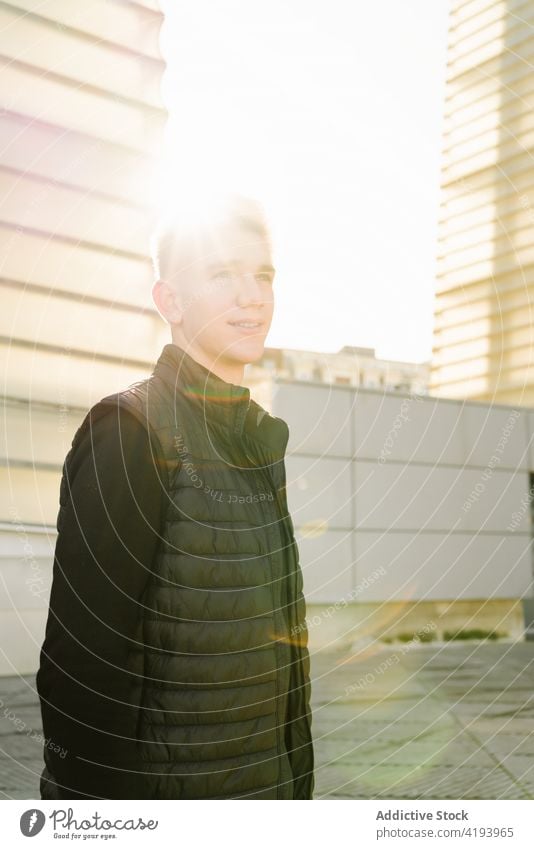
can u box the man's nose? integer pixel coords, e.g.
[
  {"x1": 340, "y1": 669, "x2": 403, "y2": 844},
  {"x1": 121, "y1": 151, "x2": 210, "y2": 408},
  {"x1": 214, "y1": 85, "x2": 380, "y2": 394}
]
[{"x1": 236, "y1": 272, "x2": 264, "y2": 304}]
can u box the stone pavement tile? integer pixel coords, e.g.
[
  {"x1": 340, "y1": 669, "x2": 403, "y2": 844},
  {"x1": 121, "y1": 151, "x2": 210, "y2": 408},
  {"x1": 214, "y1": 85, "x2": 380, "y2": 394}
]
[
  {"x1": 315, "y1": 732, "x2": 497, "y2": 775},
  {"x1": 314, "y1": 763, "x2": 411, "y2": 799},
  {"x1": 0, "y1": 733, "x2": 47, "y2": 760},
  {"x1": 316, "y1": 659, "x2": 425, "y2": 688},
  {"x1": 463, "y1": 764, "x2": 533, "y2": 801},
  {"x1": 467, "y1": 717, "x2": 534, "y2": 735},
  {"x1": 358, "y1": 690, "x2": 431, "y2": 704},
  {"x1": 0, "y1": 676, "x2": 36, "y2": 700},
  {"x1": 317, "y1": 718, "x2": 476, "y2": 745},
  {"x1": 476, "y1": 734, "x2": 534, "y2": 758},
  {"x1": 500, "y1": 730, "x2": 534, "y2": 757},
  {"x1": 0, "y1": 788, "x2": 36, "y2": 800},
  {"x1": 320, "y1": 701, "x2": 448, "y2": 726},
  {"x1": 397, "y1": 765, "x2": 530, "y2": 801},
  {"x1": 445, "y1": 693, "x2": 534, "y2": 708},
  {"x1": 451, "y1": 701, "x2": 534, "y2": 719},
  {"x1": 0, "y1": 758, "x2": 41, "y2": 798},
  {"x1": 499, "y1": 755, "x2": 534, "y2": 794},
  {"x1": 342, "y1": 741, "x2": 493, "y2": 770},
  {"x1": 315, "y1": 762, "x2": 530, "y2": 800},
  {"x1": 0, "y1": 782, "x2": 41, "y2": 800},
  {"x1": 314, "y1": 709, "x2": 457, "y2": 734},
  {"x1": 404, "y1": 649, "x2": 521, "y2": 681},
  {"x1": 316, "y1": 724, "x2": 456, "y2": 745},
  {"x1": 311, "y1": 698, "x2": 363, "y2": 715},
  {"x1": 0, "y1": 706, "x2": 42, "y2": 734}
]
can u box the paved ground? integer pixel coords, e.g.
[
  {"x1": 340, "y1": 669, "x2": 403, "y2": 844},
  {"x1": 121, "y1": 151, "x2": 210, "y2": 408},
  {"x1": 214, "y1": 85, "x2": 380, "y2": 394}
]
[
  {"x1": 1, "y1": 641, "x2": 534, "y2": 799},
  {"x1": 312, "y1": 639, "x2": 534, "y2": 799}
]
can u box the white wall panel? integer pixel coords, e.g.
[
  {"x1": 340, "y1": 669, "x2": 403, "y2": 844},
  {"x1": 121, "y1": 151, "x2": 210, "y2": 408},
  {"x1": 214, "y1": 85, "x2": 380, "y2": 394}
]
[
  {"x1": 286, "y1": 456, "x2": 352, "y2": 531},
  {"x1": 353, "y1": 392, "x2": 465, "y2": 465},
  {"x1": 280, "y1": 382, "x2": 352, "y2": 457},
  {"x1": 355, "y1": 461, "x2": 527, "y2": 533},
  {"x1": 355, "y1": 530, "x2": 531, "y2": 602},
  {"x1": 274, "y1": 384, "x2": 534, "y2": 606},
  {"x1": 293, "y1": 529, "x2": 353, "y2": 605}
]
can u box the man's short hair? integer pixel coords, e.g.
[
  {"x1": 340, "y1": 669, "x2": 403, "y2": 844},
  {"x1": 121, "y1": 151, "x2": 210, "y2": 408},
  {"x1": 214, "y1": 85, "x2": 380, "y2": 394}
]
[{"x1": 150, "y1": 191, "x2": 272, "y2": 285}]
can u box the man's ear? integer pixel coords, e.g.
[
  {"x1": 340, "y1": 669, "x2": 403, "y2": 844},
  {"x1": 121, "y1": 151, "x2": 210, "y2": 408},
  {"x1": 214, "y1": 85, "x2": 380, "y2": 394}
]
[{"x1": 152, "y1": 279, "x2": 183, "y2": 325}]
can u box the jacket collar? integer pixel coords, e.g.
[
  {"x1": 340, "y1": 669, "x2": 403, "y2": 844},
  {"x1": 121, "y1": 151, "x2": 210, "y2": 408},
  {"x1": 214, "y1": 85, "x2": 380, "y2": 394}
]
[{"x1": 153, "y1": 343, "x2": 289, "y2": 458}]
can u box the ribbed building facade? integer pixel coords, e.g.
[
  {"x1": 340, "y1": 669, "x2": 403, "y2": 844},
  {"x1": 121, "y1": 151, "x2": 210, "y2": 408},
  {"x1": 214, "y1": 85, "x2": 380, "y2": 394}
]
[
  {"x1": 430, "y1": 0, "x2": 534, "y2": 403},
  {"x1": 0, "y1": 0, "x2": 168, "y2": 674}
]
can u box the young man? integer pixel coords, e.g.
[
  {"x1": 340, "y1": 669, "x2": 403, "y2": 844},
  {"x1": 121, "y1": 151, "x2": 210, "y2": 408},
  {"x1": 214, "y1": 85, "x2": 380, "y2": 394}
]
[{"x1": 36, "y1": 192, "x2": 315, "y2": 800}]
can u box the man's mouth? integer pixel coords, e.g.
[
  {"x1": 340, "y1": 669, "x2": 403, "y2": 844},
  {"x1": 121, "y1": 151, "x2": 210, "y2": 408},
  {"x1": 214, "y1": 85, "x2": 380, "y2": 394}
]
[{"x1": 228, "y1": 320, "x2": 263, "y2": 329}]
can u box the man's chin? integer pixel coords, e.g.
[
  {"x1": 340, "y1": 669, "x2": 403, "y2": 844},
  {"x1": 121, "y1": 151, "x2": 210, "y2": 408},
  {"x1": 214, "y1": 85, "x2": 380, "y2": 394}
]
[{"x1": 227, "y1": 337, "x2": 266, "y2": 365}]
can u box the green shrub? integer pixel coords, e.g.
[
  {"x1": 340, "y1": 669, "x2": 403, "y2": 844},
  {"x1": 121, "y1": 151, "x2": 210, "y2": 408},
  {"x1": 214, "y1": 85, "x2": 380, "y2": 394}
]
[
  {"x1": 397, "y1": 632, "x2": 415, "y2": 642},
  {"x1": 382, "y1": 630, "x2": 437, "y2": 644},
  {"x1": 443, "y1": 628, "x2": 505, "y2": 641},
  {"x1": 417, "y1": 629, "x2": 436, "y2": 642}
]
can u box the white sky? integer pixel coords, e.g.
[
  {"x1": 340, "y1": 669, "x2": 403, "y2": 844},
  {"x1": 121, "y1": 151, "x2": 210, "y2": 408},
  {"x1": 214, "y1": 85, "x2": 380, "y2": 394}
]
[{"x1": 157, "y1": 0, "x2": 450, "y2": 364}]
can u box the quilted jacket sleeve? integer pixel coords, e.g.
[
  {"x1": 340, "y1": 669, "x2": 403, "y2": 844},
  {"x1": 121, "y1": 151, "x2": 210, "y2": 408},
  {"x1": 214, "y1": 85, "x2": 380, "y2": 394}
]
[{"x1": 36, "y1": 402, "x2": 167, "y2": 799}]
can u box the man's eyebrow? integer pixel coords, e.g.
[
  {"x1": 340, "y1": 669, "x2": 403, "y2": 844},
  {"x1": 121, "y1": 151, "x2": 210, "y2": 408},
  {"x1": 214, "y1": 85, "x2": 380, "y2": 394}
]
[{"x1": 206, "y1": 262, "x2": 276, "y2": 275}]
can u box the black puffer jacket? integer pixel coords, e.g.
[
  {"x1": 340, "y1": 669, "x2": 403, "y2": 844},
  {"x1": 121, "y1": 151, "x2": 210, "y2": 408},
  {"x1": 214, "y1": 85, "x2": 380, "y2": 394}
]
[{"x1": 39, "y1": 343, "x2": 314, "y2": 799}]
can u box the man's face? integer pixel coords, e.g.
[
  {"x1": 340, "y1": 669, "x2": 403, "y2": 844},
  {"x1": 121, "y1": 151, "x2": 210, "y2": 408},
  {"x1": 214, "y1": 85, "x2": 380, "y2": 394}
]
[{"x1": 171, "y1": 220, "x2": 275, "y2": 372}]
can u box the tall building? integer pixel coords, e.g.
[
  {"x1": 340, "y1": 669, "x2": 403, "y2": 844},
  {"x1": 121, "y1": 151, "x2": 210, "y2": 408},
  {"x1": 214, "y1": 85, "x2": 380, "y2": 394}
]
[
  {"x1": 0, "y1": 0, "x2": 167, "y2": 675},
  {"x1": 430, "y1": 0, "x2": 534, "y2": 404}
]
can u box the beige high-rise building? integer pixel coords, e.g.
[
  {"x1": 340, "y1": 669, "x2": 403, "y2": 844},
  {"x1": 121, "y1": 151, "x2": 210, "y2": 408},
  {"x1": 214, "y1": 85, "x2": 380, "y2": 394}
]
[
  {"x1": 430, "y1": 0, "x2": 534, "y2": 404},
  {"x1": 0, "y1": 0, "x2": 168, "y2": 674}
]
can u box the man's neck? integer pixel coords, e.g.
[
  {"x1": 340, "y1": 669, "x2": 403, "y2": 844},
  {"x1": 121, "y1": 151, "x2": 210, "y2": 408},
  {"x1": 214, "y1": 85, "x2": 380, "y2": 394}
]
[{"x1": 169, "y1": 335, "x2": 246, "y2": 386}]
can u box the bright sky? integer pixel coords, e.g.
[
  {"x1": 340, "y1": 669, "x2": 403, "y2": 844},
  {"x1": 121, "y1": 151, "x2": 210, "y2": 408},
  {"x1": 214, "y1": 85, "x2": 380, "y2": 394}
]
[{"x1": 157, "y1": 0, "x2": 450, "y2": 365}]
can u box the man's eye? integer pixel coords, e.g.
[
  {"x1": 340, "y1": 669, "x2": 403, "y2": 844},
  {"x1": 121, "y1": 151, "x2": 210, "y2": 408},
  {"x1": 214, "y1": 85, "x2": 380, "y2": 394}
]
[
  {"x1": 213, "y1": 270, "x2": 232, "y2": 282},
  {"x1": 257, "y1": 273, "x2": 273, "y2": 284}
]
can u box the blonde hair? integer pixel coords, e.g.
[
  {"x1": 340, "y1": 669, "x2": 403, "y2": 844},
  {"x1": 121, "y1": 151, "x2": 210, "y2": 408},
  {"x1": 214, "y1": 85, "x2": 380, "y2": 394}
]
[{"x1": 150, "y1": 191, "x2": 273, "y2": 285}]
